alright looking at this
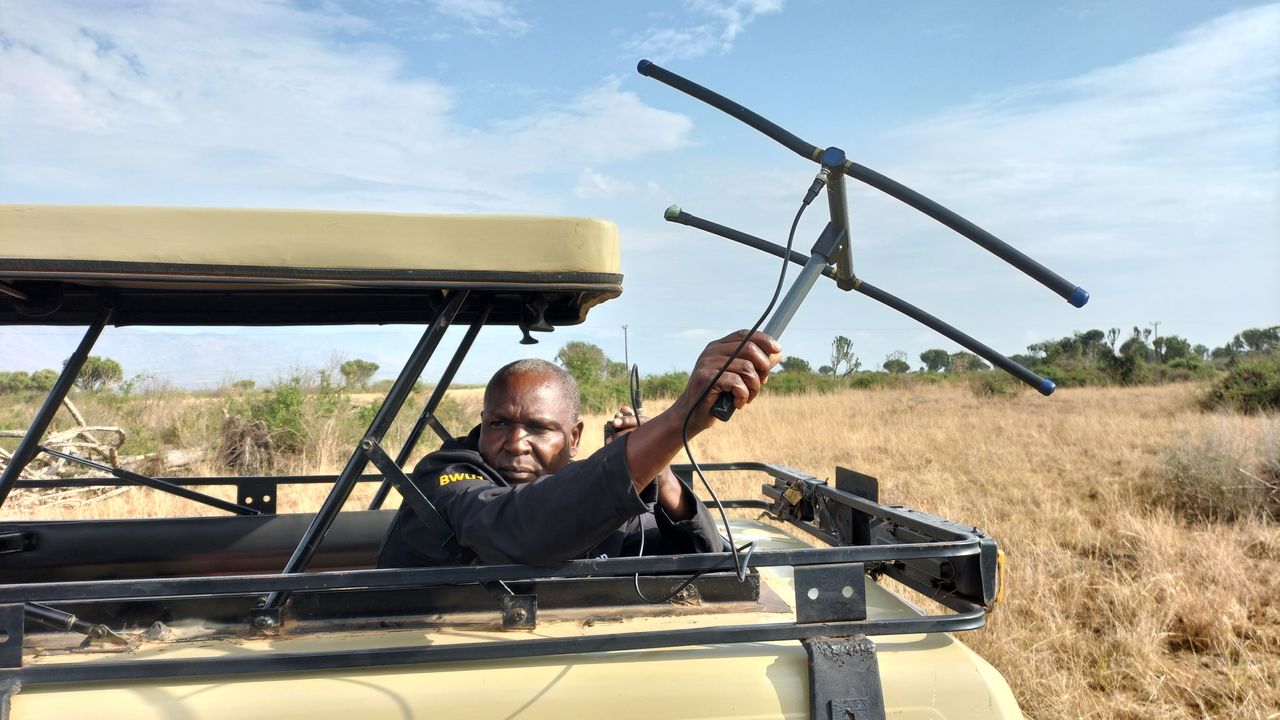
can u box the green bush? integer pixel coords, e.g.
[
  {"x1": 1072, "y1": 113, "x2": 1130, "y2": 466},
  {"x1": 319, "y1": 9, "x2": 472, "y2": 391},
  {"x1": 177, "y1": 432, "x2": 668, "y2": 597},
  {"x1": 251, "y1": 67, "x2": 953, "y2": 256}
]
[
  {"x1": 354, "y1": 398, "x2": 382, "y2": 431},
  {"x1": 969, "y1": 372, "x2": 1024, "y2": 399},
  {"x1": 252, "y1": 381, "x2": 308, "y2": 452},
  {"x1": 846, "y1": 372, "x2": 894, "y2": 390},
  {"x1": 577, "y1": 378, "x2": 628, "y2": 414},
  {"x1": 1200, "y1": 357, "x2": 1280, "y2": 414},
  {"x1": 641, "y1": 371, "x2": 688, "y2": 399},
  {"x1": 226, "y1": 373, "x2": 349, "y2": 454},
  {"x1": 767, "y1": 372, "x2": 840, "y2": 395},
  {"x1": 0, "y1": 371, "x2": 34, "y2": 393},
  {"x1": 913, "y1": 371, "x2": 946, "y2": 386},
  {"x1": 1103, "y1": 352, "x2": 1152, "y2": 386},
  {"x1": 1029, "y1": 363, "x2": 1111, "y2": 388},
  {"x1": 432, "y1": 395, "x2": 473, "y2": 435},
  {"x1": 1156, "y1": 357, "x2": 1218, "y2": 383}
]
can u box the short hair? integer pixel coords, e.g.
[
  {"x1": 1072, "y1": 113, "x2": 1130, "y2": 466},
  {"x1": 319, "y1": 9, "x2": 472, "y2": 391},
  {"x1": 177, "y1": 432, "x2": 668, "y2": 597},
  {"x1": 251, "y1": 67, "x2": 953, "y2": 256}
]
[{"x1": 486, "y1": 358, "x2": 581, "y2": 420}]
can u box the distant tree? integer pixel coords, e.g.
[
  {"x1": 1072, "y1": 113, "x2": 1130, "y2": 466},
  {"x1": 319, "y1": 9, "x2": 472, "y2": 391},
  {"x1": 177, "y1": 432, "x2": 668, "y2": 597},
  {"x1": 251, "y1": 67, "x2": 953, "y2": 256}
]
[
  {"x1": 1235, "y1": 326, "x2": 1280, "y2": 355},
  {"x1": 1153, "y1": 335, "x2": 1193, "y2": 364},
  {"x1": 1119, "y1": 327, "x2": 1155, "y2": 364},
  {"x1": 780, "y1": 356, "x2": 812, "y2": 374},
  {"x1": 1193, "y1": 344, "x2": 1210, "y2": 361},
  {"x1": 605, "y1": 359, "x2": 628, "y2": 380},
  {"x1": 818, "y1": 365, "x2": 834, "y2": 376},
  {"x1": 829, "y1": 336, "x2": 860, "y2": 376},
  {"x1": 556, "y1": 341, "x2": 608, "y2": 384},
  {"x1": 640, "y1": 371, "x2": 688, "y2": 398},
  {"x1": 920, "y1": 349, "x2": 950, "y2": 372},
  {"x1": 71, "y1": 356, "x2": 123, "y2": 392},
  {"x1": 1008, "y1": 353, "x2": 1035, "y2": 368},
  {"x1": 1210, "y1": 345, "x2": 1236, "y2": 365},
  {"x1": 949, "y1": 352, "x2": 990, "y2": 373},
  {"x1": 881, "y1": 350, "x2": 909, "y2": 374},
  {"x1": 29, "y1": 369, "x2": 59, "y2": 392},
  {"x1": 339, "y1": 359, "x2": 379, "y2": 389},
  {"x1": 0, "y1": 371, "x2": 33, "y2": 393},
  {"x1": 1077, "y1": 329, "x2": 1108, "y2": 362},
  {"x1": 1106, "y1": 328, "x2": 1121, "y2": 353}
]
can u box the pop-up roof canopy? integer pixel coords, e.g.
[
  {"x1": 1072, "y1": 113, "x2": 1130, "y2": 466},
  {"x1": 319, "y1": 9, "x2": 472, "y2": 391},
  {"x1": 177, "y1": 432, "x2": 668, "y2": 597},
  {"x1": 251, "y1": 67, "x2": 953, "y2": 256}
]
[{"x1": 0, "y1": 205, "x2": 622, "y2": 326}]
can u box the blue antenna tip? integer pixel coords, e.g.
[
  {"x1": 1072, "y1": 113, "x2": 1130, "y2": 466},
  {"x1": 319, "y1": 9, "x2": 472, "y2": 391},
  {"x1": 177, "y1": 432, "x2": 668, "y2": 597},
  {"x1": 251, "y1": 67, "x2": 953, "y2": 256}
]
[
  {"x1": 1069, "y1": 287, "x2": 1090, "y2": 308},
  {"x1": 1038, "y1": 378, "x2": 1056, "y2": 396}
]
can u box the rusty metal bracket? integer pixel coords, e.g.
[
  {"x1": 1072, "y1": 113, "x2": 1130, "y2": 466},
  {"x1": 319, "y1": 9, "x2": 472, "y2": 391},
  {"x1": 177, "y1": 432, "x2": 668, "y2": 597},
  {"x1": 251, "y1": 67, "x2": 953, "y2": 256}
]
[
  {"x1": 793, "y1": 563, "x2": 866, "y2": 624},
  {"x1": 0, "y1": 604, "x2": 22, "y2": 671},
  {"x1": 0, "y1": 676, "x2": 18, "y2": 720},
  {"x1": 249, "y1": 606, "x2": 282, "y2": 637},
  {"x1": 501, "y1": 595, "x2": 537, "y2": 630},
  {"x1": 803, "y1": 635, "x2": 885, "y2": 720},
  {"x1": 235, "y1": 478, "x2": 278, "y2": 515}
]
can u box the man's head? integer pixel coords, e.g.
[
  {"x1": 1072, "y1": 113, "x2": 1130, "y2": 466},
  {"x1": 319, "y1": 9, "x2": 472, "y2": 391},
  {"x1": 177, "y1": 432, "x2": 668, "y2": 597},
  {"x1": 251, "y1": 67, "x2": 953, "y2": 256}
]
[{"x1": 479, "y1": 359, "x2": 584, "y2": 484}]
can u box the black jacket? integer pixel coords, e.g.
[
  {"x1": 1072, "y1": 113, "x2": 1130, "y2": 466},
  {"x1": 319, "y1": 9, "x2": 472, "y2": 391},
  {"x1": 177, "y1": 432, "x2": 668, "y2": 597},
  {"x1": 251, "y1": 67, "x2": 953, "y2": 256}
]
[{"x1": 377, "y1": 427, "x2": 722, "y2": 567}]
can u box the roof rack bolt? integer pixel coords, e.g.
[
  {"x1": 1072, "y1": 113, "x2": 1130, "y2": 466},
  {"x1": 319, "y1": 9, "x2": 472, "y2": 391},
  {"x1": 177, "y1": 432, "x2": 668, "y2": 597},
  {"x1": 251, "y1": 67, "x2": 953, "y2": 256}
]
[
  {"x1": 526, "y1": 296, "x2": 553, "y2": 333},
  {"x1": 518, "y1": 295, "x2": 554, "y2": 344}
]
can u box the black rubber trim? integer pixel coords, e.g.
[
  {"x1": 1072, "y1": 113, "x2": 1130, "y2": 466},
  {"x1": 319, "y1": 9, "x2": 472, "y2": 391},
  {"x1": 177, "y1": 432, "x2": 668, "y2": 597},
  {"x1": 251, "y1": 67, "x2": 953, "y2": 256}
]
[{"x1": 0, "y1": 258, "x2": 622, "y2": 289}]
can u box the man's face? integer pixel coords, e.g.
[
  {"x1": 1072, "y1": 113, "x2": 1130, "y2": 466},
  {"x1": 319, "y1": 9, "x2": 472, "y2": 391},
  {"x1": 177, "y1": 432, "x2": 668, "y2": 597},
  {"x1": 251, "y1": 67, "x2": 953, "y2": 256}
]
[{"x1": 478, "y1": 372, "x2": 583, "y2": 484}]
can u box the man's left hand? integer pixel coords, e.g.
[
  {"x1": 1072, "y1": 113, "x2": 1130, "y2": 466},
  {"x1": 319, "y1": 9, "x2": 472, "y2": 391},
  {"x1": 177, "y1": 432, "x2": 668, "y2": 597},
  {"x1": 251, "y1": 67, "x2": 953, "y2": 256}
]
[
  {"x1": 604, "y1": 404, "x2": 642, "y2": 444},
  {"x1": 606, "y1": 405, "x2": 692, "y2": 520}
]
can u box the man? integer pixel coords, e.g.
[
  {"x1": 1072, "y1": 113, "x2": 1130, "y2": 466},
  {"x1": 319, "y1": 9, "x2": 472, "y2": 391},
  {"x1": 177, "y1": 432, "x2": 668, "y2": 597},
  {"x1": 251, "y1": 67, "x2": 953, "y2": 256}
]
[{"x1": 376, "y1": 330, "x2": 781, "y2": 567}]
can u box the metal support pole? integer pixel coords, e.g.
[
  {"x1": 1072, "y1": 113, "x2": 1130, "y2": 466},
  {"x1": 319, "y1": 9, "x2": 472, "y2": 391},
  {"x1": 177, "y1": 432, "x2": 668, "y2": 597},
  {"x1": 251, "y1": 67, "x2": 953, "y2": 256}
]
[
  {"x1": 264, "y1": 290, "x2": 468, "y2": 610},
  {"x1": 368, "y1": 302, "x2": 490, "y2": 510},
  {"x1": 0, "y1": 307, "x2": 111, "y2": 508},
  {"x1": 36, "y1": 445, "x2": 258, "y2": 515},
  {"x1": 762, "y1": 223, "x2": 843, "y2": 340}
]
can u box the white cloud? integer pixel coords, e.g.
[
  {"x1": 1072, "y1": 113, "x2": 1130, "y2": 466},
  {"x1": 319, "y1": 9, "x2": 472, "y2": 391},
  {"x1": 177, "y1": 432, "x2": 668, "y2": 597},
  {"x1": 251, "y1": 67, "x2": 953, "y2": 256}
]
[
  {"x1": 676, "y1": 328, "x2": 714, "y2": 340},
  {"x1": 0, "y1": 1, "x2": 691, "y2": 213},
  {"x1": 867, "y1": 3, "x2": 1279, "y2": 268},
  {"x1": 627, "y1": 0, "x2": 783, "y2": 62},
  {"x1": 428, "y1": 0, "x2": 529, "y2": 37},
  {"x1": 486, "y1": 78, "x2": 694, "y2": 173},
  {"x1": 573, "y1": 167, "x2": 634, "y2": 199}
]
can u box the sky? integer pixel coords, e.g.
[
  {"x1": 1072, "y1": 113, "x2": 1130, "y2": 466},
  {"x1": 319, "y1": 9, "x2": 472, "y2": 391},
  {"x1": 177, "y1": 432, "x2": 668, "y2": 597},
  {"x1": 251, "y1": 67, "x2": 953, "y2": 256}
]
[{"x1": 1, "y1": 0, "x2": 1277, "y2": 388}]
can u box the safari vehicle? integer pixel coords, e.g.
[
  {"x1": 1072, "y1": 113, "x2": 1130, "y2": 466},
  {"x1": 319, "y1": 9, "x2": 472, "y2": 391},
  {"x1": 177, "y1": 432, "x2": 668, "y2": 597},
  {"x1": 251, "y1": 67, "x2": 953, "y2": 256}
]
[
  {"x1": 1, "y1": 61, "x2": 1087, "y2": 720},
  {"x1": 0, "y1": 204, "x2": 1020, "y2": 719}
]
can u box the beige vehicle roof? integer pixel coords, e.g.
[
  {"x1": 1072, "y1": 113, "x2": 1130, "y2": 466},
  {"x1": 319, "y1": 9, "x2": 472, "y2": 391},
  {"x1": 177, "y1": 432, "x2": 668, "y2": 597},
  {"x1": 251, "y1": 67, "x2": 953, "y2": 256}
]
[{"x1": 0, "y1": 205, "x2": 622, "y2": 327}]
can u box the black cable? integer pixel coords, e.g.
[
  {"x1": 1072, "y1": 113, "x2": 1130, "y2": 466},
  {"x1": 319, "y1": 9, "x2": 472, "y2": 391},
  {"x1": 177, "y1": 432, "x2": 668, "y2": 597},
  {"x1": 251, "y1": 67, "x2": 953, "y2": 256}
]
[
  {"x1": 633, "y1": 541, "x2": 755, "y2": 604},
  {"x1": 679, "y1": 180, "x2": 821, "y2": 583},
  {"x1": 628, "y1": 177, "x2": 823, "y2": 603}
]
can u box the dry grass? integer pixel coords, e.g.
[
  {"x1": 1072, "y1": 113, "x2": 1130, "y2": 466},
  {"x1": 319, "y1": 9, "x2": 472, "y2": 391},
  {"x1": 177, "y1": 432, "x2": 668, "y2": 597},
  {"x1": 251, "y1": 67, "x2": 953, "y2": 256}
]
[
  {"x1": 589, "y1": 384, "x2": 1280, "y2": 719},
  {"x1": 4, "y1": 382, "x2": 1278, "y2": 718}
]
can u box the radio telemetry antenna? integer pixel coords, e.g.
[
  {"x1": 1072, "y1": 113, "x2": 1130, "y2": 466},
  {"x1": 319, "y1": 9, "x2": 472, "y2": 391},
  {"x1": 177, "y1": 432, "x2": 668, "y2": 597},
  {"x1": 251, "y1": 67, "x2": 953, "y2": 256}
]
[{"x1": 637, "y1": 59, "x2": 1089, "y2": 419}]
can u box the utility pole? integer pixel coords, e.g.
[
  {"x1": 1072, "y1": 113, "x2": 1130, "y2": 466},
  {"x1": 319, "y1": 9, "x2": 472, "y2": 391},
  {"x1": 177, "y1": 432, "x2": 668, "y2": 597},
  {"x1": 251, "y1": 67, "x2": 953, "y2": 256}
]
[{"x1": 622, "y1": 325, "x2": 630, "y2": 369}]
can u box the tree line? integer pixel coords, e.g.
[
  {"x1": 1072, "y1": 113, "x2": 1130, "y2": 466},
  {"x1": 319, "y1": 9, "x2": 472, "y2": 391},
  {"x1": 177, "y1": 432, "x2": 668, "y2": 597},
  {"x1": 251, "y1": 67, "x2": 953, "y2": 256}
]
[
  {"x1": 0, "y1": 356, "x2": 382, "y2": 395},
  {"x1": 774, "y1": 325, "x2": 1277, "y2": 388},
  {"x1": 552, "y1": 324, "x2": 1278, "y2": 412},
  {"x1": 3, "y1": 325, "x2": 1274, "y2": 414}
]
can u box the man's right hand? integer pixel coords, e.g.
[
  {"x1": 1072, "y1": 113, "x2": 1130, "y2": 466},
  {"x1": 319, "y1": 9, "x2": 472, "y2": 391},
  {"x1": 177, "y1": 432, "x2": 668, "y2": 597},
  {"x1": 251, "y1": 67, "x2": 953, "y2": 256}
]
[
  {"x1": 621, "y1": 330, "x2": 781, "y2": 497},
  {"x1": 676, "y1": 330, "x2": 782, "y2": 435}
]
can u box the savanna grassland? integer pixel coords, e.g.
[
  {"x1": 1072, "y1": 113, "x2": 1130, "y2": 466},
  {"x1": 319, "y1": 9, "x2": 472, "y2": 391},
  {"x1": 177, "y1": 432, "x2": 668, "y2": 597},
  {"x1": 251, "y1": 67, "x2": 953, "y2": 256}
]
[{"x1": 2, "y1": 381, "x2": 1277, "y2": 719}]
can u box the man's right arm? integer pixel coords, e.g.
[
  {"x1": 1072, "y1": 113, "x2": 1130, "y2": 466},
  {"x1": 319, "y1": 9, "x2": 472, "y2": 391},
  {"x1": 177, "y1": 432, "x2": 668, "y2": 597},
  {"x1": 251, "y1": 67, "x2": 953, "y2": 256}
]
[
  {"x1": 426, "y1": 438, "x2": 649, "y2": 565},
  {"x1": 620, "y1": 330, "x2": 781, "y2": 496}
]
